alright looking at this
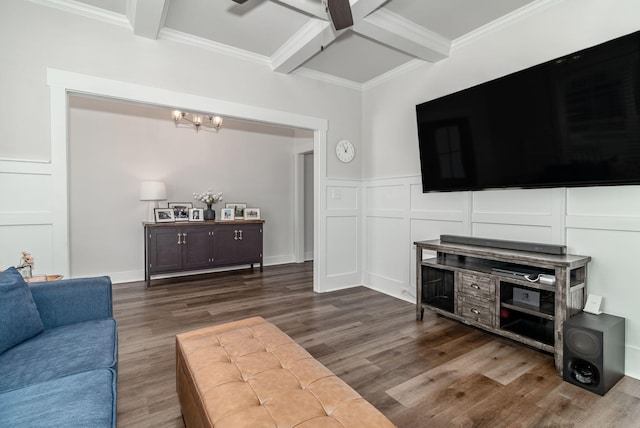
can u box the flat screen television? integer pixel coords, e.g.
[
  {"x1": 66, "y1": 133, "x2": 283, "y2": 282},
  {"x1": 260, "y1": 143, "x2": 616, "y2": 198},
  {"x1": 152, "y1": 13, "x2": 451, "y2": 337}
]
[{"x1": 416, "y1": 30, "x2": 640, "y2": 192}]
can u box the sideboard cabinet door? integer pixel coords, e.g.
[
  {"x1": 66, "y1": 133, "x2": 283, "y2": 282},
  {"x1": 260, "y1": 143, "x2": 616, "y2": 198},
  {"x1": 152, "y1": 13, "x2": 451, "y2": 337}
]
[
  {"x1": 181, "y1": 226, "x2": 214, "y2": 270},
  {"x1": 148, "y1": 227, "x2": 182, "y2": 273},
  {"x1": 235, "y1": 223, "x2": 263, "y2": 264},
  {"x1": 211, "y1": 225, "x2": 238, "y2": 266}
]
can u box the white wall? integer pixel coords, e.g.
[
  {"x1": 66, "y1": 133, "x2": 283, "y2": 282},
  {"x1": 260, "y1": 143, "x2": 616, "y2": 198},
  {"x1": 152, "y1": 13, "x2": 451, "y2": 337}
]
[
  {"x1": 0, "y1": 0, "x2": 362, "y2": 291},
  {"x1": 68, "y1": 96, "x2": 304, "y2": 280},
  {"x1": 361, "y1": 0, "x2": 640, "y2": 378}
]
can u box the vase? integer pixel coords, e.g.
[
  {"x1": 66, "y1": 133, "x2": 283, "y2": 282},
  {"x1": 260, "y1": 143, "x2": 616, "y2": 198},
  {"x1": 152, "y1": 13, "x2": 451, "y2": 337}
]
[
  {"x1": 19, "y1": 265, "x2": 32, "y2": 279},
  {"x1": 204, "y1": 204, "x2": 216, "y2": 221}
]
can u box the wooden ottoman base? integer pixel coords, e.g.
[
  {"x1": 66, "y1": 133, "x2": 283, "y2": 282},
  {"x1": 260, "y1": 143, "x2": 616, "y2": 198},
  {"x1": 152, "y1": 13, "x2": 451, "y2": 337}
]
[{"x1": 176, "y1": 316, "x2": 395, "y2": 428}]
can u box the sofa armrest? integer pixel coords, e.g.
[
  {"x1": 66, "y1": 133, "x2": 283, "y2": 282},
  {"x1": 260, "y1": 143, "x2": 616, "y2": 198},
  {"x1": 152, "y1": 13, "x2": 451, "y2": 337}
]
[{"x1": 29, "y1": 276, "x2": 113, "y2": 329}]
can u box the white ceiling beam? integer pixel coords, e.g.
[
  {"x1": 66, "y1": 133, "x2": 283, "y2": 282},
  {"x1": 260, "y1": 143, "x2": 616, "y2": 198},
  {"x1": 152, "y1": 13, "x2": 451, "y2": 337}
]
[
  {"x1": 350, "y1": 0, "x2": 388, "y2": 20},
  {"x1": 127, "y1": 0, "x2": 170, "y2": 39},
  {"x1": 354, "y1": 8, "x2": 450, "y2": 62},
  {"x1": 272, "y1": 18, "x2": 341, "y2": 74},
  {"x1": 271, "y1": 0, "x2": 388, "y2": 75},
  {"x1": 272, "y1": 0, "x2": 328, "y2": 20},
  {"x1": 272, "y1": 0, "x2": 448, "y2": 75}
]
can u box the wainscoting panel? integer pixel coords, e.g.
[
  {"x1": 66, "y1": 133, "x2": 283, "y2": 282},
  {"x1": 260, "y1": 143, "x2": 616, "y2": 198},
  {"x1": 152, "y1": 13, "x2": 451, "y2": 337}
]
[
  {"x1": 473, "y1": 188, "x2": 556, "y2": 215},
  {"x1": 471, "y1": 187, "x2": 566, "y2": 244},
  {"x1": 472, "y1": 223, "x2": 554, "y2": 243},
  {"x1": 366, "y1": 216, "x2": 407, "y2": 284},
  {"x1": 567, "y1": 185, "x2": 640, "y2": 216},
  {"x1": 326, "y1": 216, "x2": 359, "y2": 277},
  {"x1": 0, "y1": 160, "x2": 55, "y2": 273},
  {"x1": 326, "y1": 185, "x2": 358, "y2": 211},
  {"x1": 366, "y1": 183, "x2": 406, "y2": 210},
  {"x1": 324, "y1": 179, "x2": 361, "y2": 290},
  {"x1": 362, "y1": 175, "x2": 640, "y2": 379},
  {"x1": 567, "y1": 227, "x2": 640, "y2": 379},
  {"x1": 411, "y1": 183, "x2": 468, "y2": 218},
  {"x1": 0, "y1": 225, "x2": 54, "y2": 273}
]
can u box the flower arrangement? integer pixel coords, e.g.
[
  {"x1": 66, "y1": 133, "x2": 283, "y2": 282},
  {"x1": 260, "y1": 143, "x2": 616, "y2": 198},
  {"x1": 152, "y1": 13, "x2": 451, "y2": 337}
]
[
  {"x1": 193, "y1": 190, "x2": 223, "y2": 206},
  {"x1": 17, "y1": 251, "x2": 34, "y2": 278}
]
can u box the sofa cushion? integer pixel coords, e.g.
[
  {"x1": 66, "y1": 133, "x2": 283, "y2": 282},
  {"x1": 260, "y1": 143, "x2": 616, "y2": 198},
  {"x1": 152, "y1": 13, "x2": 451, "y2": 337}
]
[
  {"x1": 0, "y1": 267, "x2": 44, "y2": 354},
  {"x1": 0, "y1": 318, "x2": 117, "y2": 393},
  {"x1": 0, "y1": 369, "x2": 116, "y2": 428}
]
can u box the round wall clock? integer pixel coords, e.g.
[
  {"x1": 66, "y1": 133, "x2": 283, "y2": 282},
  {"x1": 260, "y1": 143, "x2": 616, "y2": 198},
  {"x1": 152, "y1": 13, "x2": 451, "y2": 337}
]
[{"x1": 336, "y1": 139, "x2": 355, "y2": 163}]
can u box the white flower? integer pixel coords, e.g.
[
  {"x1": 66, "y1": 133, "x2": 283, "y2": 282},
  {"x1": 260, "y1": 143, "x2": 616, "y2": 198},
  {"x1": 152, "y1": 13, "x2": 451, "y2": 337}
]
[{"x1": 193, "y1": 190, "x2": 223, "y2": 205}]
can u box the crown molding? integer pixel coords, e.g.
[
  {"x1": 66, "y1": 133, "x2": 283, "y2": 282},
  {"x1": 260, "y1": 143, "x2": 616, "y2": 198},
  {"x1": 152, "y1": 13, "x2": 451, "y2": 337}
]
[
  {"x1": 28, "y1": 0, "x2": 131, "y2": 29},
  {"x1": 292, "y1": 68, "x2": 364, "y2": 91},
  {"x1": 362, "y1": 58, "x2": 425, "y2": 90},
  {"x1": 158, "y1": 28, "x2": 272, "y2": 68},
  {"x1": 28, "y1": 0, "x2": 566, "y2": 92}
]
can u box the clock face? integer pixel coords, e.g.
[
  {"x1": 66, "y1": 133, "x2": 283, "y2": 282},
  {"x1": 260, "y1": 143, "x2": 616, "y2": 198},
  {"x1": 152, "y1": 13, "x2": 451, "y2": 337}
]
[{"x1": 336, "y1": 139, "x2": 355, "y2": 163}]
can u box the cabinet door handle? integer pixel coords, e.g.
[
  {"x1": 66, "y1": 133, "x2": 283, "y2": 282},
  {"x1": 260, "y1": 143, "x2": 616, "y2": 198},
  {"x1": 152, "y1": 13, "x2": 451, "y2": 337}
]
[
  {"x1": 234, "y1": 230, "x2": 238, "y2": 240},
  {"x1": 470, "y1": 308, "x2": 480, "y2": 315},
  {"x1": 239, "y1": 230, "x2": 243, "y2": 240},
  {"x1": 470, "y1": 283, "x2": 480, "y2": 289},
  {"x1": 182, "y1": 233, "x2": 187, "y2": 244},
  {"x1": 177, "y1": 233, "x2": 182, "y2": 245}
]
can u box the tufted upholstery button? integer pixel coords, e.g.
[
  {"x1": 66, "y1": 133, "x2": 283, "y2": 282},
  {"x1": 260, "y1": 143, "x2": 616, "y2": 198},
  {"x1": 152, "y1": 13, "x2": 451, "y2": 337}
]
[{"x1": 176, "y1": 317, "x2": 396, "y2": 428}]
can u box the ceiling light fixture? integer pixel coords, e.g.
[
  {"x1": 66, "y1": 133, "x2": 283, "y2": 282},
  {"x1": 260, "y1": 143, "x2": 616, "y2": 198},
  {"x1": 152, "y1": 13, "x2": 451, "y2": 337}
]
[{"x1": 172, "y1": 110, "x2": 223, "y2": 132}]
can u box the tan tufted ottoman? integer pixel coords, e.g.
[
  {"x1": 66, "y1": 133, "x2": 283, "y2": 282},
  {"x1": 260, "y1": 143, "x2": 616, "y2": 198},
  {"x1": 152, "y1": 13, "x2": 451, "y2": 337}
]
[{"x1": 176, "y1": 316, "x2": 396, "y2": 428}]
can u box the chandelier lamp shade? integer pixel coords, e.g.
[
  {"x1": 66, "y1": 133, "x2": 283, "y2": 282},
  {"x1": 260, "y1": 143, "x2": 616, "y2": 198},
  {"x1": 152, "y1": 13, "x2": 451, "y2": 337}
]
[
  {"x1": 140, "y1": 180, "x2": 167, "y2": 222},
  {"x1": 172, "y1": 110, "x2": 223, "y2": 132}
]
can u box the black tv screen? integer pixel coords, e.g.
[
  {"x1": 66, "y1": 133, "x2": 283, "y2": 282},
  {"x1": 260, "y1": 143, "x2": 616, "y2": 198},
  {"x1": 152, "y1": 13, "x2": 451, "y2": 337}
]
[{"x1": 416, "y1": 30, "x2": 640, "y2": 192}]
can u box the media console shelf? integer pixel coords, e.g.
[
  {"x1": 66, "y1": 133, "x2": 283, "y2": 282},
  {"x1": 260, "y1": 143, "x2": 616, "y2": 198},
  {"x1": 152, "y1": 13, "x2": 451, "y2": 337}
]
[{"x1": 415, "y1": 239, "x2": 591, "y2": 374}]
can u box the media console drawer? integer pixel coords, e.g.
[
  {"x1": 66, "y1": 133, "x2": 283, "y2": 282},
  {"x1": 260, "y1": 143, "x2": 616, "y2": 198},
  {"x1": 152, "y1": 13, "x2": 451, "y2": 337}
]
[
  {"x1": 459, "y1": 273, "x2": 495, "y2": 298},
  {"x1": 458, "y1": 293, "x2": 494, "y2": 327}
]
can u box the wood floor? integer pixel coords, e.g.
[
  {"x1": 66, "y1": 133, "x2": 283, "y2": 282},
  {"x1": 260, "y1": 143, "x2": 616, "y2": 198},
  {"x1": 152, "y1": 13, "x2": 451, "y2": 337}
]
[{"x1": 114, "y1": 262, "x2": 640, "y2": 427}]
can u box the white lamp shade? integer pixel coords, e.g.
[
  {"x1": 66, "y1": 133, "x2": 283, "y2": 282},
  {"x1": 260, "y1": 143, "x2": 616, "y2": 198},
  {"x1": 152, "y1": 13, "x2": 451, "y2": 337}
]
[{"x1": 140, "y1": 181, "x2": 167, "y2": 201}]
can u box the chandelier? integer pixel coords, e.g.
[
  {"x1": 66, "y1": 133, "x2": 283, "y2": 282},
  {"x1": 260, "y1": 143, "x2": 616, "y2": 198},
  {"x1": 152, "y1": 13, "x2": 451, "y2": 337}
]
[{"x1": 172, "y1": 110, "x2": 223, "y2": 132}]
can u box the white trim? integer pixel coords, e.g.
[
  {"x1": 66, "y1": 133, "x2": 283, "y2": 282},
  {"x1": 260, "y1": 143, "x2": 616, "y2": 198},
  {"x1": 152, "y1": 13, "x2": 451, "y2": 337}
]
[
  {"x1": 46, "y1": 68, "x2": 328, "y2": 291},
  {"x1": 50, "y1": 85, "x2": 71, "y2": 278},
  {"x1": 293, "y1": 68, "x2": 364, "y2": 91},
  {"x1": 0, "y1": 159, "x2": 52, "y2": 174},
  {"x1": 362, "y1": 59, "x2": 425, "y2": 90},
  {"x1": 28, "y1": 0, "x2": 130, "y2": 29},
  {"x1": 158, "y1": 28, "x2": 272, "y2": 68}
]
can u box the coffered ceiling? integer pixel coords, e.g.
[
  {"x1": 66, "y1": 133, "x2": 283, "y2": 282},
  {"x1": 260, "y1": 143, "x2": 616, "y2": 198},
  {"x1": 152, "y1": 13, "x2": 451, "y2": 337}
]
[{"x1": 35, "y1": 0, "x2": 541, "y2": 88}]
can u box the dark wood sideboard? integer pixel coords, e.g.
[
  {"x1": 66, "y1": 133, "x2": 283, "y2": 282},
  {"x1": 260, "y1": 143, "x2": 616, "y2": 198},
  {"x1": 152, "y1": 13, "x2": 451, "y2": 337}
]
[
  {"x1": 415, "y1": 239, "x2": 591, "y2": 374},
  {"x1": 144, "y1": 220, "x2": 264, "y2": 287}
]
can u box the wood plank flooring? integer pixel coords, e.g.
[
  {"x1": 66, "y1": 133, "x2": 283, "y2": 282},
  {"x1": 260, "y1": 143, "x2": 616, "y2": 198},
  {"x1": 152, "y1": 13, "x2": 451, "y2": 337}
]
[{"x1": 113, "y1": 262, "x2": 640, "y2": 427}]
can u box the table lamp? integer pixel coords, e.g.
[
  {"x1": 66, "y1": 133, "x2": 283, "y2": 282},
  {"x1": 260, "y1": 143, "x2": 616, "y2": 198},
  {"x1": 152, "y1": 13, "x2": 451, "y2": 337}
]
[{"x1": 140, "y1": 180, "x2": 167, "y2": 222}]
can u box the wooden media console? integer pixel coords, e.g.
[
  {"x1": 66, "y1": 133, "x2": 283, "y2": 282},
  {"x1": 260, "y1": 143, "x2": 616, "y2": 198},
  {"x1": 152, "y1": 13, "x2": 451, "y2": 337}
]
[{"x1": 415, "y1": 238, "x2": 591, "y2": 374}]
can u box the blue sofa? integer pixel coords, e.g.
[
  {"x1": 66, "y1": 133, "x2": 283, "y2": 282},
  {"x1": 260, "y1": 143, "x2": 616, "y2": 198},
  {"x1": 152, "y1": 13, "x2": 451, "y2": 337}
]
[{"x1": 0, "y1": 267, "x2": 118, "y2": 427}]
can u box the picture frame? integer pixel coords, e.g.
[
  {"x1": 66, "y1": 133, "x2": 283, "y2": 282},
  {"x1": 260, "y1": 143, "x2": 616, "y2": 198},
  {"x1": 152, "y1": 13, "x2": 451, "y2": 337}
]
[
  {"x1": 154, "y1": 208, "x2": 175, "y2": 223},
  {"x1": 220, "y1": 208, "x2": 235, "y2": 221},
  {"x1": 169, "y1": 202, "x2": 193, "y2": 222},
  {"x1": 244, "y1": 208, "x2": 261, "y2": 220},
  {"x1": 189, "y1": 208, "x2": 204, "y2": 222},
  {"x1": 225, "y1": 203, "x2": 246, "y2": 220}
]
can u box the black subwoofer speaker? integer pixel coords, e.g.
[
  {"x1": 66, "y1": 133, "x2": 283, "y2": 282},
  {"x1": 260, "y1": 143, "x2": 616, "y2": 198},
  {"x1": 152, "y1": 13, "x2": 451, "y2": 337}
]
[{"x1": 563, "y1": 312, "x2": 625, "y2": 395}]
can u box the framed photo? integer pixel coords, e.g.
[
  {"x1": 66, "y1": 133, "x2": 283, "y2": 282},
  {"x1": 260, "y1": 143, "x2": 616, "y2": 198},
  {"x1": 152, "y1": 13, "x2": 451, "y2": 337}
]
[
  {"x1": 225, "y1": 203, "x2": 246, "y2": 220},
  {"x1": 189, "y1": 208, "x2": 204, "y2": 222},
  {"x1": 244, "y1": 208, "x2": 261, "y2": 220},
  {"x1": 154, "y1": 208, "x2": 175, "y2": 223},
  {"x1": 169, "y1": 202, "x2": 193, "y2": 222},
  {"x1": 220, "y1": 208, "x2": 235, "y2": 221}
]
